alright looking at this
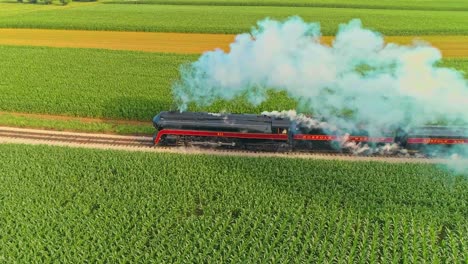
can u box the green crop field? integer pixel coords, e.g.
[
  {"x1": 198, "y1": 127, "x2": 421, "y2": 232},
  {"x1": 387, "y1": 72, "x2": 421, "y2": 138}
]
[
  {"x1": 107, "y1": 0, "x2": 468, "y2": 11},
  {"x1": 0, "y1": 45, "x2": 467, "y2": 124},
  {"x1": 1, "y1": 0, "x2": 468, "y2": 262},
  {"x1": 3, "y1": 0, "x2": 468, "y2": 10},
  {"x1": 0, "y1": 144, "x2": 466, "y2": 262},
  {"x1": 0, "y1": 3, "x2": 468, "y2": 35},
  {"x1": 0, "y1": 112, "x2": 154, "y2": 135},
  {"x1": 0, "y1": 45, "x2": 297, "y2": 122},
  {"x1": 0, "y1": 46, "x2": 195, "y2": 121}
]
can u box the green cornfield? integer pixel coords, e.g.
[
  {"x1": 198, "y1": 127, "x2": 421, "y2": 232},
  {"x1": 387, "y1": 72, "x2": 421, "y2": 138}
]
[
  {"x1": 0, "y1": 144, "x2": 466, "y2": 262},
  {"x1": 0, "y1": 46, "x2": 195, "y2": 120},
  {"x1": 1, "y1": 3, "x2": 468, "y2": 35},
  {"x1": 102, "y1": 0, "x2": 468, "y2": 11},
  {"x1": 0, "y1": 0, "x2": 467, "y2": 262},
  {"x1": 0, "y1": 46, "x2": 467, "y2": 122}
]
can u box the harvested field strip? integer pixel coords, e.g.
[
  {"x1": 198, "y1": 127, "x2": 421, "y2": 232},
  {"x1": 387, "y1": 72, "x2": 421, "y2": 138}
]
[
  {"x1": 0, "y1": 29, "x2": 234, "y2": 54},
  {"x1": 384, "y1": 36, "x2": 468, "y2": 58},
  {"x1": 0, "y1": 143, "x2": 466, "y2": 262},
  {"x1": 1, "y1": 4, "x2": 467, "y2": 35},
  {"x1": 1, "y1": 29, "x2": 468, "y2": 57}
]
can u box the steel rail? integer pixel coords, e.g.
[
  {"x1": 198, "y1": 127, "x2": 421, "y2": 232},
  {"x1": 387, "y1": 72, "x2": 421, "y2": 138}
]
[{"x1": 1, "y1": 126, "x2": 466, "y2": 164}]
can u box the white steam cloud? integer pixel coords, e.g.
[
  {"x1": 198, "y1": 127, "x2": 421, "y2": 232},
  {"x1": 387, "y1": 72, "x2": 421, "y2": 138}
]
[
  {"x1": 173, "y1": 17, "x2": 468, "y2": 131},
  {"x1": 172, "y1": 17, "x2": 468, "y2": 174}
]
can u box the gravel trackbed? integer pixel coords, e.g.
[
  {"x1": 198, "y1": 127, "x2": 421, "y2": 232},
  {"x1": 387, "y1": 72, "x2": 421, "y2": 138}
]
[{"x1": 1, "y1": 126, "x2": 467, "y2": 165}]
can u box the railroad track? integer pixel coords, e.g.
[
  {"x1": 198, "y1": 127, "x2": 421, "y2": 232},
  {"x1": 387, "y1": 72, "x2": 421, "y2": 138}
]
[
  {"x1": 0, "y1": 127, "x2": 154, "y2": 148},
  {"x1": 0, "y1": 126, "x2": 465, "y2": 164}
]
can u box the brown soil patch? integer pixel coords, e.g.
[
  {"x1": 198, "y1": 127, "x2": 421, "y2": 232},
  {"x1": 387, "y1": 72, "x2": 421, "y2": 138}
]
[
  {"x1": 0, "y1": 28, "x2": 467, "y2": 57},
  {"x1": 323, "y1": 36, "x2": 468, "y2": 58},
  {"x1": 0, "y1": 28, "x2": 235, "y2": 54}
]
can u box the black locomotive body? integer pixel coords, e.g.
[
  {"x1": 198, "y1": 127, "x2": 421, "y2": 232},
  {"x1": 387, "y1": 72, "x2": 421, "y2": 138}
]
[
  {"x1": 153, "y1": 111, "x2": 468, "y2": 155},
  {"x1": 153, "y1": 111, "x2": 289, "y2": 134},
  {"x1": 153, "y1": 111, "x2": 291, "y2": 150}
]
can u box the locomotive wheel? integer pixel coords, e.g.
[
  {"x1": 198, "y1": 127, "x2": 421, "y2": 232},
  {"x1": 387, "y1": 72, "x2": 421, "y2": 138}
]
[{"x1": 158, "y1": 135, "x2": 180, "y2": 146}]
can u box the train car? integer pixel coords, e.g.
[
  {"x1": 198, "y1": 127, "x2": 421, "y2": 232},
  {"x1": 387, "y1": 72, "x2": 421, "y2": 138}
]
[
  {"x1": 152, "y1": 111, "x2": 468, "y2": 156},
  {"x1": 152, "y1": 111, "x2": 291, "y2": 150},
  {"x1": 404, "y1": 126, "x2": 468, "y2": 156},
  {"x1": 152, "y1": 111, "x2": 398, "y2": 153},
  {"x1": 292, "y1": 125, "x2": 396, "y2": 154}
]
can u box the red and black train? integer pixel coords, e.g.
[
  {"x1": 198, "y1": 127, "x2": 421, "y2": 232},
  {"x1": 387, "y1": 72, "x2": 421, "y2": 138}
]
[{"x1": 152, "y1": 111, "x2": 468, "y2": 155}]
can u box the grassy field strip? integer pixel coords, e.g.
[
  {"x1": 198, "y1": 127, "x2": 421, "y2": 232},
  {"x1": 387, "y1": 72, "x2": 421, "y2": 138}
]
[
  {"x1": 0, "y1": 2, "x2": 99, "y2": 20},
  {"x1": 2, "y1": 0, "x2": 468, "y2": 11},
  {"x1": 1, "y1": 29, "x2": 468, "y2": 57},
  {"x1": 0, "y1": 4, "x2": 467, "y2": 35},
  {"x1": 0, "y1": 2, "x2": 88, "y2": 17},
  {"x1": 0, "y1": 111, "x2": 149, "y2": 126},
  {"x1": 0, "y1": 111, "x2": 153, "y2": 135},
  {"x1": 0, "y1": 144, "x2": 466, "y2": 261},
  {"x1": 102, "y1": 0, "x2": 468, "y2": 11}
]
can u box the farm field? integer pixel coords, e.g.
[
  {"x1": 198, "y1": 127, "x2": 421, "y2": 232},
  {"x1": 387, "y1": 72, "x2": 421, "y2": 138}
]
[
  {"x1": 0, "y1": 111, "x2": 153, "y2": 135},
  {"x1": 1, "y1": 0, "x2": 468, "y2": 262},
  {"x1": 0, "y1": 46, "x2": 196, "y2": 121},
  {"x1": 104, "y1": 0, "x2": 468, "y2": 11},
  {"x1": 0, "y1": 29, "x2": 235, "y2": 54},
  {"x1": 0, "y1": 45, "x2": 298, "y2": 121},
  {"x1": 0, "y1": 144, "x2": 467, "y2": 262},
  {"x1": 2, "y1": 29, "x2": 468, "y2": 57},
  {"x1": 3, "y1": 0, "x2": 468, "y2": 10},
  {"x1": 0, "y1": 45, "x2": 467, "y2": 133},
  {"x1": 1, "y1": 3, "x2": 468, "y2": 35}
]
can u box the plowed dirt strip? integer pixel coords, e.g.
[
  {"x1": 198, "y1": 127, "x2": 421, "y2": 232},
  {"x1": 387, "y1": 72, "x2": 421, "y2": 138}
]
[
  {"x1": 0, "y1": 29, "x2": 467, "y2": 57},
  {"x1": 1, "y1": 126, "x2": 467, "y2": 165},
  {"x1": 0, "y1": 28, "x2": 234, "y2": 54}
]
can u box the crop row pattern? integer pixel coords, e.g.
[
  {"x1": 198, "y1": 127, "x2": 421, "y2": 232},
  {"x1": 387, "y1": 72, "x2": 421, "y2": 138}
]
[
  {"x1": 0, "y1": 144, "x2": 466, "y2": 262},
  {"x1": 0, "y1": 46, "x2": 467, "y2": 121}
]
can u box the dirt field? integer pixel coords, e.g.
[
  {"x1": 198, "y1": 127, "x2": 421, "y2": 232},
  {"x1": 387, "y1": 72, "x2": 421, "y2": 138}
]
[
  {"x1": 0, "y1": 28, "x2": 467, "y2": 57},
  {"x1": 0, "y1": 29, "x2": 234, "y2": 54}
]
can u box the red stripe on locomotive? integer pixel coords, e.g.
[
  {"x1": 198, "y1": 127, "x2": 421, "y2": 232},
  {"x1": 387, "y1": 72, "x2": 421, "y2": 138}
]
[
  {"x1": 154, "y1": 129, "x2": 288, "y2": 144},
  {"x1": 407, "y1": 138, "x2": 468, "y2": 144},
  {"x1": 293, "y1": 134, "x2": 394, "y2": 143}
]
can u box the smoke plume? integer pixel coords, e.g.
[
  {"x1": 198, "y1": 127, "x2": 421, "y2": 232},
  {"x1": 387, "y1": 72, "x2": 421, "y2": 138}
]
[
  {"x1": 172, "y1": 17, "x2": 468, "y2": 173},
  {"x1": 174, "y1": 17, "x2": 468, "y2": 129}
]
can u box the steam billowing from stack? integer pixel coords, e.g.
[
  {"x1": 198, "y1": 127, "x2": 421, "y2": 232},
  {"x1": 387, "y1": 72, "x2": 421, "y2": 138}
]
[
  {"x1": 172, "y1": 17, "x2": 468, "y2": 173},
  {"x1": 174, "y1": 17, "x2": 468, "y2": 130}
]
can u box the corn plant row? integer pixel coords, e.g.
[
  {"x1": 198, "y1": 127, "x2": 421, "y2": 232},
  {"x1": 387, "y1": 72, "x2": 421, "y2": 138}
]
[
  {"x1": 0, "y1": 46, "x2": 467, "y2": 123},
  {"x1": 0, "y1": 3, "x2": 468, "y2": 35},
  {"x1": 0, "y1": 144, "x2": 466, "y2": 262},
  {"x1": 106, "y1": 0, "x2": 467, "y2": 12}
]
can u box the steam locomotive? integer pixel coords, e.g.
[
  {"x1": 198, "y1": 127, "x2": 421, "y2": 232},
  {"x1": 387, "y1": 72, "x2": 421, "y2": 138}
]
[{"x1": 152, "y1": 111, "x2": 468, "y2": 155}]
